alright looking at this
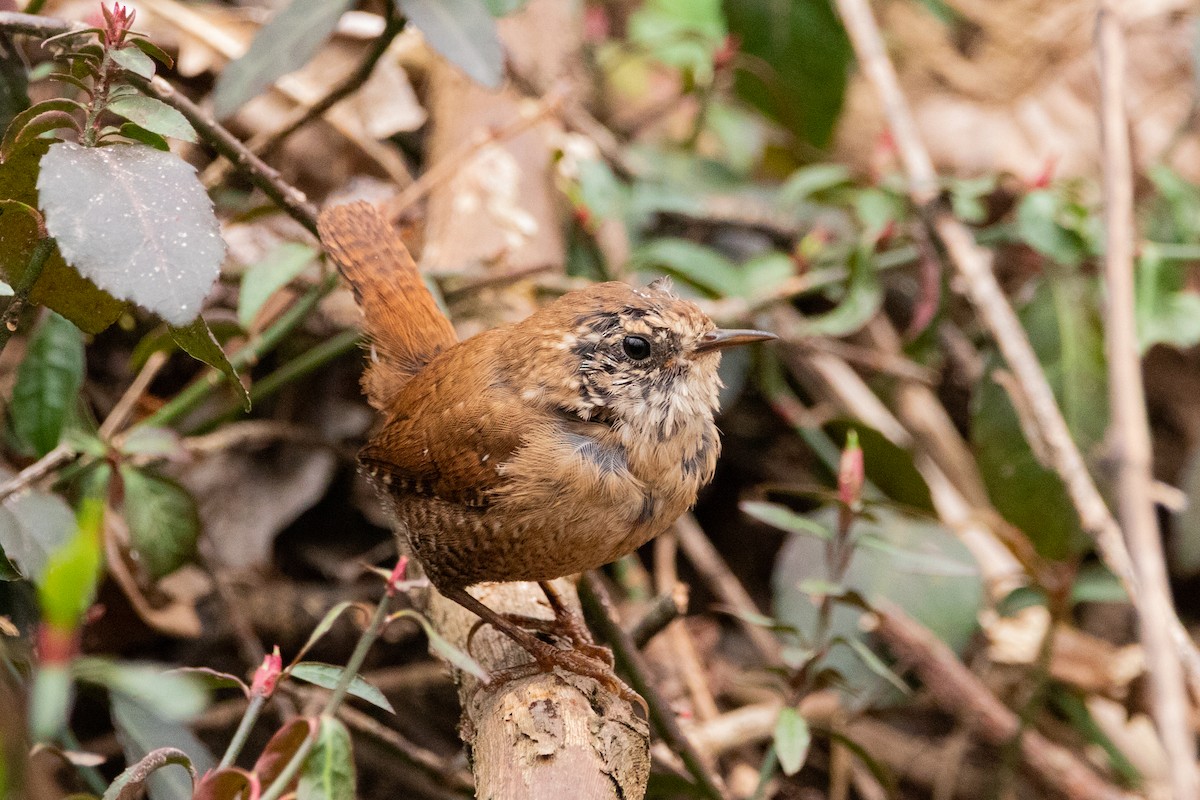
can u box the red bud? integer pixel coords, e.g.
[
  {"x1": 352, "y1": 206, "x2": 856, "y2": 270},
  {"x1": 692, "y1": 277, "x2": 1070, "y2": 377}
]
[{"x1": 250, "y1": 646, "x2": 283, "y2": 697}]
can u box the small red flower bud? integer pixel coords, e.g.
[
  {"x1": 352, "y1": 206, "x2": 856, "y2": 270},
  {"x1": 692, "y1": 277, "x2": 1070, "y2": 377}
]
[
  {"x1": 36, "y1": 624, "x2": 80, "y2": 666},
  {"x1": 837, "y1": 430, "x2": 864, "y2": 511},
  {"x1": 713, "y1": 35, "x2": 740, "y2": 70},
  {"x1": 573, "y1": 205, "x2": 593, "y2": 231},
  {"x1": 386, "y1": 556, "x2": 409, "y2": 598},
  {"x1": 1028, "y1": 155, "x2": 1058, "y2": 190},
  {"x1": 250, "y1": 646, "x2": 283, "y2": 697}
]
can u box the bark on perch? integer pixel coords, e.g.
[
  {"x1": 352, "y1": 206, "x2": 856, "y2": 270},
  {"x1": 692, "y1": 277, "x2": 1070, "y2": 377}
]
[{"x1": 427, "y1": 580, "x2": 650, "y2": 800}]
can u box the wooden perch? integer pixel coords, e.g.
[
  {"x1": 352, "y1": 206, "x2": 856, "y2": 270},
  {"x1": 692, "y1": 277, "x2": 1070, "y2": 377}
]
[{"x1": 426, "y1": 581, "x2": 650, "y2": 800}]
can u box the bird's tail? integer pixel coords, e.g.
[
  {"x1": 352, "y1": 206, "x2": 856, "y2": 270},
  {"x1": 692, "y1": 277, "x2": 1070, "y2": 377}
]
[{"x1": 317, "y1": 201, "x2": 458, "y2": 409}]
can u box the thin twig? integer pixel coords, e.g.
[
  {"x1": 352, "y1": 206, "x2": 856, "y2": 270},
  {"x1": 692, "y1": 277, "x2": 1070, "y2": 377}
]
[
  {"x1": 0, "y1": 236, "x2": 54, "y2": 359},
  {"x1": 0, "y1": 11, "x2": 78, "y2": 38},
  {"x1": 335, "y1": 704, "x2": 473, "y2": 793},
  {"x1": 1096, "y1": 5, "x2": 1197, "y2": 798},
  {"x1": 125, "y1": 74, "x2": 320, "y2": 235},
  {"x1": 0, "y1": 12, "x2": 320, "y2": 234},
  {"x1": 202, "y1": 9, "x2": 407, "y2": 188},
  {"x1": 831, "y1": 0, "x2": 1200, "y2": 688},
  {"x1": 579, "y1": 572, "x2": 729, "y2": 800},
  {"x1": 874, "y1": 604, "x2": 1135, "y2": 800},
  {"x1": 0, "y1": 444, "x2": 75, "y2": 502},
  {"x1": 627, "y1": 588, "x2": 685, "y2": 649},
  {"x1": 674, "y1": 514, "x2": 782, "y2": 664},
  {"x1": 99, "y1": 350, "x2": 168, "y2": 440}
]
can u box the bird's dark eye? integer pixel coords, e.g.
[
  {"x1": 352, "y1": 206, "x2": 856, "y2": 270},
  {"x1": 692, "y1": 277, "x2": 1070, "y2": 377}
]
[{"x1": 622, "y1": 335, "x2": 652, "y2": 360}]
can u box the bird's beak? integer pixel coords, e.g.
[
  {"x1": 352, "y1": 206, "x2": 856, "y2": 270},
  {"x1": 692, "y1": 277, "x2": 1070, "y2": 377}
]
[{"x1": 693, "y1": 328, "x2": 777, "y2": 355}]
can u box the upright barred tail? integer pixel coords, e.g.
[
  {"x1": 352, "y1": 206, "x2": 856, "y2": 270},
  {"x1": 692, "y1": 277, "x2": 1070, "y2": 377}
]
[{"x1": 317, "y1": 201, "x2": 458, "y2": 409}]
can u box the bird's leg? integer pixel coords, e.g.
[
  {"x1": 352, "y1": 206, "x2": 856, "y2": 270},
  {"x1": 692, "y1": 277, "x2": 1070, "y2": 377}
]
[
  {"x1": 481, "y1": 581, "x2": 613, "y2": 665},
  {"x1": 441, "y1": 586, "x2": 643, "y2": 712}
]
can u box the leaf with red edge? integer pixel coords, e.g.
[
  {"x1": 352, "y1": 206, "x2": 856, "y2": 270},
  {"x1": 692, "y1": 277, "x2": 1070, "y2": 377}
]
[
  {"x1": 254, "y1": 717, "x2": 317, "y2": 789},
  {"x1": 194, "y1": 768, "x2": 259, "y2": 800}
]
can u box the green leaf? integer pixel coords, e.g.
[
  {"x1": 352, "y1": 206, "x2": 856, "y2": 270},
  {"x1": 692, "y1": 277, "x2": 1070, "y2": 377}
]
[
  {"x1": 773, "y1": 706, "x2": 810, "y2": 776},
  {"x1": 110, "y1": 692, "x2": 216, "y2": 800},
  {"x1": 630, "y1": 238, "x2": 743, "y2": 297},
  {"x1": 799, "y1": 241, "x2": 882, "y2": 337},
  {"x1": 1070, "y1": 563, "x2": 1127, "y2": 604},
  {"x1": 778, "y1": 163, "x2": 852, "y2": 208},
  {"x1": 106, "y1": 96, "x2": 196, "y2": 142},
  {"x1": 108, "y1": 45, "x2": 157, "y2": 80},
  {"x1": 237, "y1": 242, "x2": 316, "y2": 329},
  {"x1": 972, "y1": 272, "x2": 1104, "y2": 559},
  {"x1": 725, "y1": 0, "x2": 852, "y2": 148},
  {"x1": 395, "y1": 0, "x2": 504, "y2": 88},
  {"x1": 289, "y1": 662, "x2": 395, "y2": 713},
  {"x1": 119, "y1": 466, "x2": 200, "y2": 579},
  {"x1": 1015, "y1": 189, "x2": 1095, "y2": 267},
  {"x1": 0, "y1": 140, "x2": 125, "y2": 332},
  {"x1": 294, "y1": 601, "x2": 360, "y2": 664},
  {"x1": 9, "y1": 311, "x2": 84, "y2": 457},
  {"x1": 0, "y1": 471, "x2": 75, "y2": 582},
  {"x1": 948, "y1": 175, "x2": 996, "y2": 224},
  {"x1": 391, "y1": 609, "x2": 489, "y2": 682},
  {"x1": 1, "y1": 110, "x2": 81, "y2": 161},
  {"x1": 113, "y1": 121, "x2": 169, "y2": 152},
  {"x1": 298, "y1": 717, "x2": 355, "y2": 800},
  {"x1": 29, "y1": 663, "x2": 74, "y2": 742},
  {"x1": 0, "y1": 98, "x2": 84, "y2": 161},
  {"x1": 575, "y1": 158, "x2": 627, "y2": 223},
  {"x1": 38, "y1": 495, "x2": 105, "y2": 632},
  {"x1": 704, "y1": 100, "x2": 766, "y2": 174},
  {"x1": 37, "y1": 141, "x2": 224, "y2": 325},
  {"x1": 169, "y1": 316, "x2": 250, "y2": 410},
  {"x1": 1135, "y1": 245, "x2": 1200, "y2": 352},
  {"x1": 213, "y1": 0, "x2": 356, "y2": 118},
  {"x1": 130, "y1": 38, "x2": 175, "y2": 70},
  {"x1": 481, "y1": 0, "x2": 528, "y2": 13},
  {"x1": 76, "y1": 658, "x2": 210, "y2": 720},
  {"x1": 741, "y1": 501, "x2": 831, "y2": 540},
  {"x1": 101, "y1": 748, "x2": 195, "y2": 800},
  {"x1": 119, "y1": 426, "x2": 185, "y2": 459},
  {"x1": 630, "y1": 0, "x2": 727, "y2": 84},
  {"x1": 771, "y1": 505, "x2": 981, "y2": 705},
  {"x1": 841, "y1": 637, "x2": 909, "y2": 695}
]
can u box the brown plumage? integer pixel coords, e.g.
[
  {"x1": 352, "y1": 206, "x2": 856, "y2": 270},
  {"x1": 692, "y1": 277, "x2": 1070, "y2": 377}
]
[
  {"x1": 317, "y1": 202, "x2": 456, "y2": 409},
  {"x1": 318, "y1": 201, "x2": 774, "y2": 694}
]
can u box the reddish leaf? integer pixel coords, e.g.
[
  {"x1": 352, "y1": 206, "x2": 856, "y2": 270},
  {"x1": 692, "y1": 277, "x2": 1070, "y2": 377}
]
[
  {"x1": 253, "y1": 717, "x2": 316, "y2": 789},
  {"x1": 194, "y1": 767, "x2": 259, "y2": 800}
]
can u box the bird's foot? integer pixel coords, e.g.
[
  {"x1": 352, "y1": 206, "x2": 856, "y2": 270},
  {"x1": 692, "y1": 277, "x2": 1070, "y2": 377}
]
[
  {"x1": 484, "y1": 639, "x2": 646, "y2": 716},
  {"x1": 491, "y1": 611, "x2": 615, "y2": 667}
]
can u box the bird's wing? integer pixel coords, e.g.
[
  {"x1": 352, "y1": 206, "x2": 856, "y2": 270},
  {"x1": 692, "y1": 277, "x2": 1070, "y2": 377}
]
[{"x1": 358, "y1": 351, "x2": 533, "y2": 508}]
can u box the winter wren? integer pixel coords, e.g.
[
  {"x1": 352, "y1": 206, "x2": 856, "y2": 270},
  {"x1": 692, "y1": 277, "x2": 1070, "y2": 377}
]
[{"x1": 319, "y1": 202, "x2": 775, "y2": 692}]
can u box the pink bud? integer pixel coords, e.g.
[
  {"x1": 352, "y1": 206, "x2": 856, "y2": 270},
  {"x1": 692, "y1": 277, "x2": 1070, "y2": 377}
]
[
  {"x1": 250, "y1": 646, "x2": 283, "y2": 697},
  {"x1": 386, "y1": 556, "x2": 409, "y2": 597},
  {"x1": 837, "y1": 430, "x2": 864, "y2": 511},
  {"x1": 1028, "y1": 155, "x2": 1058, "y2": 190}
]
